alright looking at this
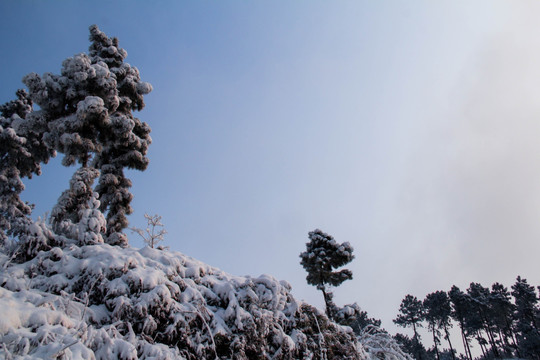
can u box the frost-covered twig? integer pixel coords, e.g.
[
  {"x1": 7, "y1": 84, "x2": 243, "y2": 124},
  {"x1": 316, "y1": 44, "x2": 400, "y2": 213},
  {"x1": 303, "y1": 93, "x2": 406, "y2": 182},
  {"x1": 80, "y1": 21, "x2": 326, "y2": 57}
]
[
  {"x1": 130, "y1": 214, "x2": 167, "y2": 248},
  {"x1": 53, "y1": 339, "x2": 79, "y2": 359},
  {"x1": 80, "y1": 273, "x2": 103, "y2": 321}
]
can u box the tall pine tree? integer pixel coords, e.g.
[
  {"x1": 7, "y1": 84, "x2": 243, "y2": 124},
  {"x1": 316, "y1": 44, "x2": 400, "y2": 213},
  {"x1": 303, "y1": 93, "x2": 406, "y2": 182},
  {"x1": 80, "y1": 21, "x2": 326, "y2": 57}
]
[
  {"x1": 448, "y1": 285, "x2": 473, "y2": 360},
  {"x1": 21, "y1": 25, "x2": 152, "y2": 247},
  {"x1": 512, "y1": 276, "x2": 540, "y2": 359},
  {"x1": 394, "y1": 294, "x2": 425, "y2": 360},
  {"x1": 424, "y1": 291, "x2": 455, "y2": 360}
]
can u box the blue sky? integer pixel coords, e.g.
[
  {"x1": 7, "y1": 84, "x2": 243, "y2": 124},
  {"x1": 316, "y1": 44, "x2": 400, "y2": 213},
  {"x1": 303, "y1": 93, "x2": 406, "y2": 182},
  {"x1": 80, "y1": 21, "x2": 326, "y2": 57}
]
[{"x1": 3, "y1": 1, "x2": 540, "y2": 349}]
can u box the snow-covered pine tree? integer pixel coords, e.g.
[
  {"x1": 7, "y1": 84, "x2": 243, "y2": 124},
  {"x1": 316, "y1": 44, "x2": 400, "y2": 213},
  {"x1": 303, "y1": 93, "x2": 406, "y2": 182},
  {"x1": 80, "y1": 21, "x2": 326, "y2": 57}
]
[
  {"x1": 50, "y1": 167, "x2": 100, "y2": 241},
  {"x1": 21, "y1": 25, "x2": 152, "y2": 247},
  {"x1": 0, "y1": 116, "x2": 32, "y2": 245},
  {"x1": 0, "y1": 90, "x2": 55, "y2": 254},
  {"x1": 300, "y1": 229, "x2": 354, "y2": 320},
  {"x1": 78, "y1": 191, "x2": 106, "y2": 245},
  {"x1": 88, "y1": 25, "x2": 152, "y2": 246}
]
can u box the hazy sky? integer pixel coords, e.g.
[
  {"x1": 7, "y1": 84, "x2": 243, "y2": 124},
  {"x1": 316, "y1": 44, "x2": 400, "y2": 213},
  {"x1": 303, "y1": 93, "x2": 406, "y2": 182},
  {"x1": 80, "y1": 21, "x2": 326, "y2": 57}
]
[{"x1": 2, "y1": 1, "x2": 540, "y2": 350}]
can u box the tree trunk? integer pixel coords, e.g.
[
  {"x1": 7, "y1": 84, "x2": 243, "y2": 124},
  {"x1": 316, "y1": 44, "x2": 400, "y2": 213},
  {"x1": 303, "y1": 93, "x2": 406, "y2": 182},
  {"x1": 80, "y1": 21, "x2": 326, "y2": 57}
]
[
  {"x1": 431, "y1": 326, "x2": 440, "y2": 360},
  {"x1": 412, "y1": 322, "x2": 423, "y2": 360},
  {"x1": 476, "y1": 331, "x2": 488, "y2": 359},
  {"x1": 320, "y1": 287, "x2": 333, "y2": 321},
  {"x1": 458, "y1": 320, "x2": 472, "y2": 360},
  {"x1": 444, "y1": 326, "x2": 456, "y2": 360},
  {"x1": 481, "y1": 311, "x2": 500, "y2": 358},
  {"x1": 461, "y1": 330, "x2": 472, "y2": 360},
  {"x1": 505, "y1": 316, "x2": 520, "y2": 357}
]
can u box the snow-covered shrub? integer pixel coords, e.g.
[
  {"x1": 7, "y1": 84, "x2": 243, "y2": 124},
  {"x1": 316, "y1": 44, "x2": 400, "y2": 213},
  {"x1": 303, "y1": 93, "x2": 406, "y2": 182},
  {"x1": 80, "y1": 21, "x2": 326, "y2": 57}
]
[
  {"x1": 0, "y1": 243, "x2": 368, "y2": 359},
  {"x1": 359, "y1": 325, "x2": 413, "y2": 360}
]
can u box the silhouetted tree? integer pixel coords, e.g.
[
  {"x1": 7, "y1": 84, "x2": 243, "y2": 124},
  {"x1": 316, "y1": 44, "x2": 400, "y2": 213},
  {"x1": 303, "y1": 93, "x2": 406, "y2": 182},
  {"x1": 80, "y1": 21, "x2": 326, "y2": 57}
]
[
  {"x1": 489, "y1": 282, "x2": 518, "y2": 357},
  {"x1": 424, "y1": 291, "x2": 456, "y2": 360},
  {"x1": 394, "y1": 294, "x2": 425, "y2": 359},
  {"x1": 467, "y1": 282, "x2": 500, "y2": 358},
  {"x1": 512, "y1": 276, "x2": 540, "y2": 359},
  {"x1": 299, "y1": 229, "x2": 354, "y2": 320},
  {"x1": 448, "y1": 286, "x2": 473, "y2": 360}
]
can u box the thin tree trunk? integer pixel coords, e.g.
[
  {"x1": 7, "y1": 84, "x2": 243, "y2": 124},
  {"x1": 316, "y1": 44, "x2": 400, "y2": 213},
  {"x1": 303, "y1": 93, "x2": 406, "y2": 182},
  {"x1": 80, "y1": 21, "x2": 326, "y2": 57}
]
[
  {"x1": 412, "y1": 322, "x2": 423, "y2": 360},
  {"x1": 460, "y1": 330, "x2": 472, "y2": 360},
  {"x1": 431, "y1": 325, "x2": 440, "y2": 360},
  {"x1": 481, "y1": 312, "x2": 500, "y2": 358},
  {"x1": 505, "y1": 316, "x2": 520, "y2": 357},
  {"x1": 476, "y1": 331, "x2": 488, "y2": 359},
  {"x1": 444, "y1": 326, "x2": 456, "y2": 360},
  {"x1": 458, "y1": 320, "x2": 472, "y2": 360},
  {"x1": 320, "y1": 288, "x2": 333, "y2": 320}
]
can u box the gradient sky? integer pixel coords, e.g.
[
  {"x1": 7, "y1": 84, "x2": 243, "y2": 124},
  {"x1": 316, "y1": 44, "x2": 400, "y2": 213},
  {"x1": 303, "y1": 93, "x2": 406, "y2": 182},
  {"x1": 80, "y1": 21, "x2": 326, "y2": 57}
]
[{"x1": 2, "y1": 1, "x2": 540, "y2": 350}]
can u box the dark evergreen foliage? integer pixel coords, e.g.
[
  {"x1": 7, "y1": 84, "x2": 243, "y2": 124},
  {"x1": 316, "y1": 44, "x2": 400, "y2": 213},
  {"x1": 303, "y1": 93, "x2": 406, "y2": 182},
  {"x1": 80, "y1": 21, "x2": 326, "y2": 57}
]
[
  {"x1": 512, "y1": 276, "x2": 540, "y2": 359},
  {"x1": 448, "y1": 286, "x2": 474, "y2": 360},
  {"x1": 0, "y1": 89, "x2": 55, "y2": 250},
  {"x1": 394, "y1": 294, "x2": 425, "y2": 359},
  {"x1": 424, "y1": 291, "x2": 455, "y2": 360},
  {"x1": 398, "y1": 277, "x2": 540, "y2": 360},
  {"x1": 299, "y1": 229, "x2": 354, "y2": 320},
  {"x1": 0, "y1": 25, "x2": 152, "y2": 252},
  {"x1": 394, "y1": 333, "x2": 430, "y2": 360}
]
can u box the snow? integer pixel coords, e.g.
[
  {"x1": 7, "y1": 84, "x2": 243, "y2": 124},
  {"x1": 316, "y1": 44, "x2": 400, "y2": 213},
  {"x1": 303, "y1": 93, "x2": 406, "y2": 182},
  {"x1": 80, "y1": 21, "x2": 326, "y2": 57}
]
[{"x1": 0, "y1": 241, "x2": 370, "y2": 359}]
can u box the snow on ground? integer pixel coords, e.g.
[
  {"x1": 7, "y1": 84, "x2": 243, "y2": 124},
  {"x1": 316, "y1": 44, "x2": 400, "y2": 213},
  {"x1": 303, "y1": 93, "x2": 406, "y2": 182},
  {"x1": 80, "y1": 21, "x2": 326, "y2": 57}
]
[{"x1": 0, "y1": 243, "x2": 366, "y2": 359}]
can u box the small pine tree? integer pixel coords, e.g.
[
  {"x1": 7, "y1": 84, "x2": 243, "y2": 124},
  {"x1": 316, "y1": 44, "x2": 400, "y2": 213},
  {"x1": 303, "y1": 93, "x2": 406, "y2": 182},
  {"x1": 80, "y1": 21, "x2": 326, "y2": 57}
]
[{"x1": 299, "y1": 229, "x2": 354, "y2": 320}]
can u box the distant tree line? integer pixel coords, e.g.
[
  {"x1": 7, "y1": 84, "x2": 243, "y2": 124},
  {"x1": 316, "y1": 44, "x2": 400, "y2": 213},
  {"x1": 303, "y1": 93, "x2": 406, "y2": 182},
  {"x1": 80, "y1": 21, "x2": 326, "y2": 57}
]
[{"x1": 393, "y1": 277, "x2": 540, "y2": 360}]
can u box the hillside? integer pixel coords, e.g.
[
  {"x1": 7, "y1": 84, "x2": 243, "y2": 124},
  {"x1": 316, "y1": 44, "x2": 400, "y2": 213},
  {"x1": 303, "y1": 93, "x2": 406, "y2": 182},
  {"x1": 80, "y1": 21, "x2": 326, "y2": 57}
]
[{"x1": 0, "y1": 236, "x2": 367, "y2": 359}]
